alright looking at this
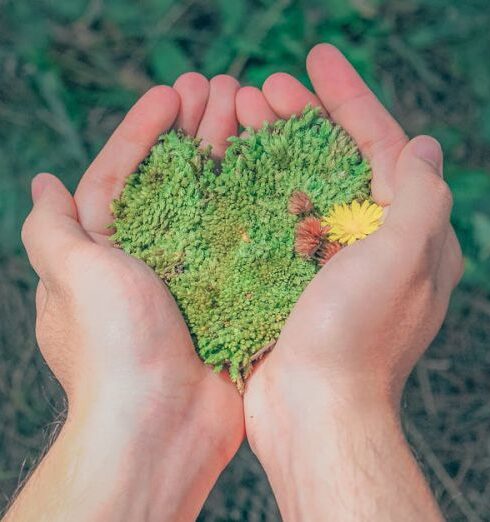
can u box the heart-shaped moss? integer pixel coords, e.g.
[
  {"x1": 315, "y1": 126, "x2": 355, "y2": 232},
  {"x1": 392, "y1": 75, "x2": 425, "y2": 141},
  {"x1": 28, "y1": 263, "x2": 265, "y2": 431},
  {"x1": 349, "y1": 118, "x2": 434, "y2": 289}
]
[{"x1": 111, "y1": 108, "x2": 373, "y2": 388}]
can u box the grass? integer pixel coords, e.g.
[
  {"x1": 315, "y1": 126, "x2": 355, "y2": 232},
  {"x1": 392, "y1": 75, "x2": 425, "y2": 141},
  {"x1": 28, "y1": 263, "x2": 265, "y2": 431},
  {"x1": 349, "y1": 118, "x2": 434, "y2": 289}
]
[{"x1": 0, "y1": 0, "x2": 489, "y2": 519}]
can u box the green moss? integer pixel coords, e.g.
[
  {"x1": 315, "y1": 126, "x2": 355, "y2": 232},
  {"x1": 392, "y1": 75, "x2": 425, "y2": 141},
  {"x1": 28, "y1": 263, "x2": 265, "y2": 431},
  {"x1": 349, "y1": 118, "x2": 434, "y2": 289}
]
[{"x1": 111, "y1": 108, "x2": 372, "y2": 385}]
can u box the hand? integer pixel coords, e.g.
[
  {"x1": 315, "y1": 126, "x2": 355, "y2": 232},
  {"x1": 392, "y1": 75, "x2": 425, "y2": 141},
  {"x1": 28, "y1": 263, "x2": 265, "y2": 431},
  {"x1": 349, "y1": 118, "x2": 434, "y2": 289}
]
[
  {"x1": 10, "y1": 76, "x2": 243, "y2": 521},
  {"x1": 236, "y1": 44, "x2": 462, "y2": 520}
]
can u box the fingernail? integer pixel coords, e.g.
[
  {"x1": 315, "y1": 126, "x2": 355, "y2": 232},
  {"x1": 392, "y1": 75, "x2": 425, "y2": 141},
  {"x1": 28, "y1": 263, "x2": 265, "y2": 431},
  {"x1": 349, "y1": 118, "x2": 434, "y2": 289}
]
[
  {"x1": 413, "y1": 136, "x2": 443, "y2": 175},
  {"x1": 31, "y1": 174, "x2": 50, "y2": 204}
]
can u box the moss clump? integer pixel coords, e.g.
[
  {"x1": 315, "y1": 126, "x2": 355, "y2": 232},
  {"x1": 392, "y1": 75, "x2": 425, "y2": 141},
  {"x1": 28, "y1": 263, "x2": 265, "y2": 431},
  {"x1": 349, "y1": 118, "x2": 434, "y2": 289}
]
[{"x1": 111, "y1": 108, "x2": 372, "y2": 386}]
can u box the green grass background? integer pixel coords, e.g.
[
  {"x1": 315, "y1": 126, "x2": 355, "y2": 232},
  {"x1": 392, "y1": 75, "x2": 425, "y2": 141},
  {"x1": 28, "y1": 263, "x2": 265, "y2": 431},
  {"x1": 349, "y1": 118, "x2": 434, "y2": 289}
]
[{"x1": 0, "y1": 0, "x2": 489, "y2": 520}]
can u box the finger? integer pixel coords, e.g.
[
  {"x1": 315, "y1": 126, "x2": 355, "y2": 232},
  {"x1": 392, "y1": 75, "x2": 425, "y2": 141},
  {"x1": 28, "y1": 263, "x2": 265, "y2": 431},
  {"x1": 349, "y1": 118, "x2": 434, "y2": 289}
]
[
  {"x1": 262, "y1": 73, "x2": 323, "y2": 118},
  {"x1": 35, "y1": 281, "x2": 48, "y2": 316},
  {"x1": 75, "y1": 86, "x2": 180, "y2": 236},
  {"x1": 236, "y1": 86, "x2": 278, "y2": 129},
  {"x1": 437, "y1": 227, "x2": 464, "y2": 293},
  {"x1": 386, "y1": 136, "x2": 452, "y2": 252},
  {"x1": 306, "y1": 44, "x2": 408, "y2": 205},
  {"x1": 173, "y1": 72, "x2": 210, "y2": 136},
  {"x1": 196, "y1": 74, "x2": 240, "y2": 159},
  {"x1": 22, "y1": 174, "x2": 92, "y2": 287}
]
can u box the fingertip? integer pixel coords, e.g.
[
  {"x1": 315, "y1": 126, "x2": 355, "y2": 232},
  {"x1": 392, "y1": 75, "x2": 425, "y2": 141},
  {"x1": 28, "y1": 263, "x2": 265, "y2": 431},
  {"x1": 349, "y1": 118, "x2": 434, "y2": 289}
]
[
  {"x1": 262, "y1": 72, "x2": 291, "y2": 96},
  {"x1": 306, "y1": 43, "x2": 368, "y2": 105},
  {"x1": 135, "y1": 85, "x2": 181, "y2": 134},
  {"x1": 173, "y1": 72, "x2": 210, "y2": 135},
  {"x1": 32, "y1": 173, "x2": 78, "y2": 222},
  {"x1": 75, "y1": 85, "x2": 182, "y2": 237},
  {"x1": 144, "y1": 84, "x2": 180, "y2": 105},
  {"x1": 262, "y1": 73, "x2": 323, "y2": 118},
  {"x1": 196, "y1": 74, "x2": 240, "y2": 158},
  {"x1": 396, "y1": 137, "x2": 446, "y2": 189},
  {"x1": 388, "y1": 136, "x2": 452, "y2": 243},
  {"x1": 306, "y1": 42, "x2": 407, "y2": 207},
  {"x1": 31, "y1": 173, "x2": 62, "y2": 204},
  {"x1": 174, "y1": 72, "x2": 209, "y2": 91},
  {"x1": 410, "y1": 135, "x2": 443, "y2": 175},
  {"x1": 109, "y1": 85, "x2": 181, "y2": 151},
  {"x1": 306, "y1": 43, "x2": 342, "y2": 70},
  {"x1": 210, "y1": 74, "x2": 240, "y2": 90},
  {"x1": 236, "y1": 85, "x2": 261, "y2": 103},
  {"x1": 236, "y1": 86, "x2": 277, "y2": 129}
]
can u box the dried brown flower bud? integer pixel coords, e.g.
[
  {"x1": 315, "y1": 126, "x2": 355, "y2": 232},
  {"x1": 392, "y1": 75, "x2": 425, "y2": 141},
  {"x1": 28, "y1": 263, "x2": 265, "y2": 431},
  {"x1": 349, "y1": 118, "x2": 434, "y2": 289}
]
[
  {"x1": 316, "y1": 241, "x2": 342, "y2": 266},
  {"x1": 288, "y1": 190, "x2": 314, "y2": 215},
  {"x1": 294, "y1": 217, "x2": 326, "y2": 258}
]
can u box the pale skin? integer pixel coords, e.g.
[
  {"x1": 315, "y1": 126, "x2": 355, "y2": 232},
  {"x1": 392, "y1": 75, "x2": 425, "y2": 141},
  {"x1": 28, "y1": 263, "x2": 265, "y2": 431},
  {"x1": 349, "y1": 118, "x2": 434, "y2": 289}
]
[
  {"x1": 4, "y1": 44, "x2": 462, "y2": 521},
  {"x1": 7, "y1": 76, "x2": 244, "y2": 522},
  {"x1": 237, "y1": 44, "x2": 462, "y2": 521}
]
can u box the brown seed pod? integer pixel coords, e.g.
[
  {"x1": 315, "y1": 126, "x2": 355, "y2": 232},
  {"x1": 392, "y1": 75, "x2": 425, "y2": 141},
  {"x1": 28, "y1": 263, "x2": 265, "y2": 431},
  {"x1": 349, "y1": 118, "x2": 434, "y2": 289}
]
[
  {"x1": 288, "y1": 190, "x2": 314, "y2": 215},
  {"x1": 294, "y1": 216, "x2": 327, "y2": 258}
]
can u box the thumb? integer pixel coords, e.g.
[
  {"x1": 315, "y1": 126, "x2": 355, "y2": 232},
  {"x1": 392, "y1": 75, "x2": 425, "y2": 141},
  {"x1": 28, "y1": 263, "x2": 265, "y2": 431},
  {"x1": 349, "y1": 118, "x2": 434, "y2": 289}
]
[
  {"x1": 385, "y1": 135, "x2": 452, "y2": 253},
  {"x1": 22, "y1": 173, "x2": 91, "y2": 286}
]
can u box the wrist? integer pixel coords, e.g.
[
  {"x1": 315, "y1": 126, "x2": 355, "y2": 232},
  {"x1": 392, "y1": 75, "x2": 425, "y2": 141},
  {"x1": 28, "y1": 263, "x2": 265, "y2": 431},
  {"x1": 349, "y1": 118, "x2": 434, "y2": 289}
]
[
  {"x1": 246, "y1": 362, "x2": 401, "y2": 446},
  {"x1": 34, "y1": 373, "x2": 231, "y2": 522},
  {"x1": 247, "y1": 369, "x2": 402, "y2": 451},
  {"x1": 62, "y1": 407, "x2": 221, "y2": 521},
  {"x1": 245, "y1": 367, "x2": 402, "y2": 517},
  {"x1": 245, "y1": 364, "x2": 441, "y2": 521}
]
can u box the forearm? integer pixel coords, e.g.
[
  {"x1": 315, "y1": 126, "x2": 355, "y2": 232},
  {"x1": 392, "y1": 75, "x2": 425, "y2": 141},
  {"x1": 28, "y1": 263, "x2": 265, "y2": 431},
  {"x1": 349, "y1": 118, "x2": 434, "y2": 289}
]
[
  {"x1": 4, "y1": 390, "x2": 223, "y2": 522},
  {"x1": 249, "y1": 378, "x2": 443, "y2": 522}
]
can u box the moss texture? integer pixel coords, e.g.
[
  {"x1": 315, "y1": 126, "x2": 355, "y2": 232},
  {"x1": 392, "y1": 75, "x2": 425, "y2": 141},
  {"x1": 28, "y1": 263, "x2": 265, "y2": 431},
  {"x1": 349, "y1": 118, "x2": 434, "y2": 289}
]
[{"x1": 111, "y1": 108, "x2": 372, "y2": 385}]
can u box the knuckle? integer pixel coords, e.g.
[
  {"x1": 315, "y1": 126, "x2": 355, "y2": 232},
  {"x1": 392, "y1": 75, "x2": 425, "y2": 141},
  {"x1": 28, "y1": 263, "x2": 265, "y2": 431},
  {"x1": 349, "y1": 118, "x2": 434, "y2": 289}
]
[
  {"x1": 21, "y1": 210, "x2": 36, "y2": 247},
  {"x1": 457, "y1": 256, "x2": 465, "y2": 283},
  {"x1": 385, "y1": 218, "x2": 446, "y2": 283},
  {"x1": 428, "y1": 174, "x2": 453, "y2": 210},
  {"x1": 401, "y1": 252, "x2": 438, "y2": 302},
  {"x1": 412, "y1": 235, "x2": 440, "y2": 279},
  {"x1": 416, "y1": 277, "x2": 437, "y2": 310},
  {"x1": 385, "y1": 225, "x2": 436, "y2": 281},
  {"x1": 452, "y1": 237, "x2": 465, "y2": 286}
]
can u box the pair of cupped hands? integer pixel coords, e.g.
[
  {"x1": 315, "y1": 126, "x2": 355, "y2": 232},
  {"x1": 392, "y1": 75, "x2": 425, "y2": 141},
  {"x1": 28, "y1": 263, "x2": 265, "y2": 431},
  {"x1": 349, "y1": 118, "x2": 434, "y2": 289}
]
[{"x1": 20, "y1": 44, "x2": 462, "y2": 520}]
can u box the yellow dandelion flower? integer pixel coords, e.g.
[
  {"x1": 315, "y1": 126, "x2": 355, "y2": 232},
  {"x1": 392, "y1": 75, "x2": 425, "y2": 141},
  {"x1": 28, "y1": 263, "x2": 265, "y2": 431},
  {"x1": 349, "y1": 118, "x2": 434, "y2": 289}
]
[{"x1": 321, "y1": 200, "x2": 384, "y2": 246}]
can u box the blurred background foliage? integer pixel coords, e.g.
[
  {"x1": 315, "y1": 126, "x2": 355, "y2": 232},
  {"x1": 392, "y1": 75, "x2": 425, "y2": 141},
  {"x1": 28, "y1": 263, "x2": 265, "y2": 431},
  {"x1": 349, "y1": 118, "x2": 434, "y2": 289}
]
[{"x1": 0, "y1": 0, "x2": 489, "y2": 520}]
